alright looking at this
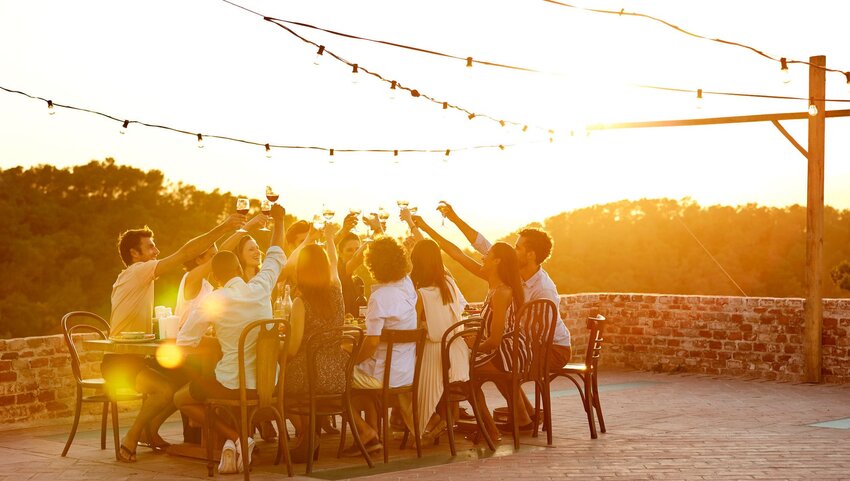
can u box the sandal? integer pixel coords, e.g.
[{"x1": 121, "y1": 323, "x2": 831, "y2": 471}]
[
  {"x1": 421, "y1": 420, "x2": 447, "y2": 442},
  {"x1": 341, "y1": 438, "x2": 382, "y2": 457},
  {"x1": 150, "y1": 441, "x2": 171, "y2": 454},
  {"x1": 117, "y1": 443, "x2": 137, "y2": 463}
]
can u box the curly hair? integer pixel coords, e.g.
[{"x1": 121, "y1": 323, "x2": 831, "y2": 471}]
[
  {"x1": 519, "y1": 228, "x2": 554, "y2": 264},
  {"x1": 365, "y1": 236, "x2": 409, "y2": 283}
]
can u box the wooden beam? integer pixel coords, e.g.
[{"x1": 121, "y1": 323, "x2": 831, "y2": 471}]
[
  {"x1": 586, "y1": 109, "x2": 850, "y2": 131},
  {"x1": 770, "y1": 120, "x2": 808, "y2": 159},
  {"x1": 804, "y1": 56, "x2": 826, "y2": 383}
]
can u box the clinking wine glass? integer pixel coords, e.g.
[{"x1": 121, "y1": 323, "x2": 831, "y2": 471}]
[
  {"x1": 312, "y1": 215, "x2": 326, "y2": 246},
  {"x1": 378, "y1": 207, "x2": 390, "y2": 233},
  {"x1": 322, "y1": 204, "x2": 335, "y2": 222},
  {"x1": 236, "y1": 198, "x2": 250, "y2": 232},
  {"x1": 265, "y1": 186, "x2": 279, "y2": 204},
  {"x1": 259, "y1": 200, "x2": 272, "y2": 232},
  {"x1": 437, "y1": 201, "x2": 448, "y2": 226}
]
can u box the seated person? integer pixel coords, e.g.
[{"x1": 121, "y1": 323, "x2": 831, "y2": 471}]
[
  {"x1": 173, "y1": 203, "x2": 286, "y2": 474},
  {"x1": 342, "y1": 236, "x2": 417, "y2": 456}
]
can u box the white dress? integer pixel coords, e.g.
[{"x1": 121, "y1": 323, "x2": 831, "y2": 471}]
[
  {"x1": 174, "y1": 272, "x2": 214, "y2": 347},
  {"x1": 416, "y1": 276, "x2": 470, "y2": 431}
]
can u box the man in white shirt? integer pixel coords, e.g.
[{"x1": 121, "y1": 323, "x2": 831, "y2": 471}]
[
  {"x1": 438, "y1": 201, "x2": 572, "y2": 429},
  {"x1": 343, "y1": 237, "x2": 417, "y2": 456},
  {"x1": 173, "y1": 203, "x2": 286, "y2": 474},
  {"x1": 105, "y1": 214, "x2": 245, "y2": 462}
]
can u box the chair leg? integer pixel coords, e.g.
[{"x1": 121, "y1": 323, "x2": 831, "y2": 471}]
[
  {"x1": 100, "y1": 402, "x2": 108, "y2": 450},
  {"x1": 382, "y1": 398, "x2": 390, "y2": 464},
  {"x1": 240, "y1": 409, "x2": 251, "y2": 481},
  {"x1": 346, "y1": 398, "x2": 374, "y2": 468},
  {"x1": 280, "y1": 415, "x2": 293, "y2": 477},
  {"x1": 411, "y1": 391, "x2": 422, "y2": 458},
  {"x1": 468, "y1": 385, "x2": 496, "y2": 452},
  {"x1": 542, "y1": 380, "x2": 553, "y2": 446},
  {"x1": 337, "y1": 411, "x2": 348, "y2": 458},
  {"x1": 111, "y1": 401, "x2": 121, "y2": 460},
  {"x1": 400, "y1": 429, "x2": 409, "y2": 450},
  {"x1": 61, "y1": 387, "x2": 83, "y2": 457},
  {"x1": 306, "y1": 409, "x2": 316, "y2": 474},
  {"x1": 444, "y1": 396, "x2": 457, "y2": 457},
  {"x1": 205, "y1": 405, "x2": 215, "y2": 477},
  {"x1": 592, "y1": 370, "x2": 606, "y2": 433},
  {"x1": 511, "y1": 379, "x2": 520, "y2": 450},
  {"x1": 532, "y1": 383, "x2": 541, "y2": 439},
  {"x1": 583, "y1": 374, "x2": 597, "y2": 439}
]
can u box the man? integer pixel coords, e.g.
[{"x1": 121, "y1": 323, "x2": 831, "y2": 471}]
[
  {"x1": 438, "y1": 201, "x2": 571, "y2": 430},
  {"x1": 107, "y1": 213, "x2": 245, "y2": 462},
  {"x1": 173, "y1": 203, "x2": 286, "y2": 474}
]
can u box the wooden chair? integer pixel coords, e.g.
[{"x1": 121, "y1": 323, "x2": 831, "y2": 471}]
[
  {"x1": 548, "y1": 314, "x2": 607, "y2": 439},
  {"x1": 439, "y1": 319, "x2": 496, "y2": 455},
  {"x1": 351, "y1": 328, "x2": 426, "y2": 464},
  {"x1": 479, "y1": 299, "x2": 559, "y2": 449},
  {"x1": 286, "y1": 326, "x2": 373, "y2": 474},
  {"x1": 204, "y1": 319, "x2": 293, "y2": 479},
  {"x1": 60, "y1": 311, "x2": 143, "y2": 459}
]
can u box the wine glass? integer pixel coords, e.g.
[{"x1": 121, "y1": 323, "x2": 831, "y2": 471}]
[
  {"x1": 378, "y1": 207, "x2": 390, "y2": 232},
  {"x1": 312, "y1": 215, "x2": 325, "y2": 246},
  {"x1": 396, "y1": 199, "x2": 409, "y2": 210},
  {"x1": 236, "y1": 198, "x2": 250, "y2": 232},
  {"x1": 259, "y1": 200, "x2": 272, "y2": 232},
  {"x1": 265, "y1": 186, "x2": 279, "y2": 204},
  {"x1": 437, "y1": 201, "x2": 449, "y2": 227},
  {"x1": 322, "y1": 204, "x2": 335, "y2": 222}
]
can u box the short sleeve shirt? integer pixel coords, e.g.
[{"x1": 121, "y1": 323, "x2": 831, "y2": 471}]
[{"x1": 110, "y1": 259, "x2": 159, "y2": 336}]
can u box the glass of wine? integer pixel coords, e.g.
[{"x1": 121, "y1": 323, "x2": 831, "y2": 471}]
[
  {"x1": 322, "y1": 204, "x2": 335, "y2": 222},
  {"x1": 378, "y1": 207, "x2": 390, "y2": 232},
  {"x1": 265, "y1": 186, "x2": 279, "y2": 204},
  {"x1": 312, "y1": 215, "x2": 325, "y2": 246},
  {"x1": 236, "y1": 198, "x2": 250, "y2": 232},
  {"x1": 396, "y1": 199, "x2": 409, "y2": 210},
  {"x1": 437, "y1": 201, "x2": 448, "y2": 226},
  {"x1": 259, "y1": 200, "x2": 272, "y2": 231}
]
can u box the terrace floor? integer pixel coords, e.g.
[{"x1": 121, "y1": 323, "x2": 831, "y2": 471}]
[{"x1": 1, "y1": 369, "x2": 849, "y2": 480}]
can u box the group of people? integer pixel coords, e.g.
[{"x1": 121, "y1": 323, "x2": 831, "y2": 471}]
[{"x1": 105, "y1": 199, "x2": 571, "y2": 474}]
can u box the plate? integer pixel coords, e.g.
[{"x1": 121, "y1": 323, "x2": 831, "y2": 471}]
[{"x1": 109, "y1": 334, "x2": 157, "y2": 343}]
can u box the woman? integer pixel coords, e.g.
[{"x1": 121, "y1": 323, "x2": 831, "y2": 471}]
[
  {"x1": 411, "y1": 215, "x2": 524, "y2": 442},
  {"x1": 409, "y1": 239, "x2": 470, "y2": 439},
  {"x1": 235, "y1": 235, "x2": 262, "y2": 280},
  {"x1": 284, "y1": 225, "x2": 347, "y2": 461}
]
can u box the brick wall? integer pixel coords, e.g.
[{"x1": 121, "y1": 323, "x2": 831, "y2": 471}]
[{"x1": 559, "y1": 294, "x2": 850, "y2": 383}]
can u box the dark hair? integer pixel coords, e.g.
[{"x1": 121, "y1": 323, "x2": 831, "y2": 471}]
[
  {"x1": 491, "y1": 242, "x2": 525, "y2": 311},
  {"x1": 117, "y1": 227, "x2": 153, "y2": 267},
  {"x1": 410, "y1": 239, "x2": 453, "y2": 305},
  {"x1": 296, "y1": 244, "x2": 335, "y2": 319},
  {"x1": 285, "y1": 221, "x2": 310, "y2": 246},
  {"x1": 365, "y1": 236, "x2": 409, "y2": 283},
  {"x1": 519, "y1": 228, "x2": 553, "y2": 264},
  {"x1": 336, "y1": 232, "x2": 360, "y2": 251},
  {"x1": 183, "y1": 244, "x2": 217, "y2": 272},
  {"x1": 211, "y1": 251, "x2": 242, "y2": 285},
  {"x1": 235, "y1": 235, "x2": 260, "y2": 277}
]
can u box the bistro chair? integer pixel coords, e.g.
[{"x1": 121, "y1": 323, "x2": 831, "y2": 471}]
[
  {"x1": 60, "y1": 311, "x2": 143, "y2": 459},
  {"x1": 204, "y1": 319, "x2": 292, "y2": 479},
  {"x1": 481, "y1": 299, "x2": 559, "y2": 449},
  {"x1": 286, "y1": 326, "x2": 373, "y2": 474},
  {"x1": 350, "y1": 328, "x2": 426, "y2": 464},
  {"x1": 438, "y1": 319, "x2": 496, "y2": 455},
  {"x1": 548, "y1": 314, "x2": 607, "y2": 439}
]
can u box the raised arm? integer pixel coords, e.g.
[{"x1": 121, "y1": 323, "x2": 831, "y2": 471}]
[
  {"x1": 155, "y1": 213, "x2": 245, "y2": 277},
  {"x1": 280, "y1": 225, "x2": 321, "y2": 283},
  {"x1": 412, "y1": 215, "x2": 486, "y2": 280},
  {"x1": 400, "y1": 207, "x2": 425, "y2": 243},
  {"x1": 438, "y1": 200, "x2": 481, "y2": 247},
  {"x1": 220, "y1": 214, "x2": 268, "y2": 252},
  {"x1": 324, "y1": 223, "x2": 340, "y2": 285},
  {"x1": 344, "y1": 242, "x2": 366, "y2": 277}
]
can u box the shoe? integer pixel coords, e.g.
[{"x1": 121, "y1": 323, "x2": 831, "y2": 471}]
[
  {"x1": 496, "y1": 420, "x2": 535, "y2": 434},
  {"x1": 117, "y1": 443, "x2": 137, "y2": 463},
  {"x1": 458, "y1": 407, "x2": 476, "y2": 421},
  {"x1": 341, "y1": 439, "x2": 382, "y2": 457},
  {"x1": 289, "y1": 440, "x2": 320, "y2": 464},
  {"x1": 235, "y1": 437, "x2": 255, "y2": 473},
  {"x1": 218, "y1": 440, "x2": 238, "y2": 475},
  {"x1": 421, "y1": 420, "x2": 447, "y2": 442}
]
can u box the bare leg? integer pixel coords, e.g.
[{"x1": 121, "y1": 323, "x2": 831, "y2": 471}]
[
  {"x1": 173, "y1": 385, "x2": 239, "y2": 442},
  {"x1": 350, "y1": 396, "x2": 378, "y2": 443},
  {"x1": 121, "y1": 368, "x2": 174, "y2": 451}
]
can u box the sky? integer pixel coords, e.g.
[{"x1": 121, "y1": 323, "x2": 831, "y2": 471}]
[{"x1": 1, "y1": 0, "x2": 849, "y2": 244}]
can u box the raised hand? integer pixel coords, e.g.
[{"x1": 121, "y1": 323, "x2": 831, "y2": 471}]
[
  {"x1": 245, "y1": 213, "x2": 268, "y2": 230},
  {"x1": 224, "y1": 213, "x2": 247, "y2": 231},
  {"x1": 362, "y1": 213, "x2": 383, "y2": 233},
  {"x1": 341, "y1": 212, "x2": 358, "y2": 233},
  {"x1": 270, "y1": 203, "x2": 285, "y2": 221},
  {"x1": 436, "y1": 200, "x2": 456, "y2": 220}
]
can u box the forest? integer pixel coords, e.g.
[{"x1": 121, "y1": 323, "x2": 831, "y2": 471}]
[{"x1": 1, "y1": 160, "x2": 848, "y2": 338}]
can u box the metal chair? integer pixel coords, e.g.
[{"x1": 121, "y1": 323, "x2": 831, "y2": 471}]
[
  {"x1": 549, "y1": 314, "x2": 607, "y2": 439},
  {"x1": 60, "y1": 311, "x2": 142, "y2": 459},
  {"x1": 203, "y1": 319, "x2": 292, "y2": 479},
  {"x1": 286, "y1": 326, "x2": 373, "y2": 474}
]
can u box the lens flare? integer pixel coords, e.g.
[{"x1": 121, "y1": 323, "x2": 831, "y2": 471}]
[{"x1": 156, "y1": 343, "x2": 184, "y2": 369}]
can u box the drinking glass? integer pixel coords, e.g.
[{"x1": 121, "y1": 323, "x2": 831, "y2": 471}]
[
  {"x1": 312, "y1": 215, "x2": 325, "y2": 246},
  {"x1": 437, "y1": 201, "x2": 448, "y2": 226},
  {"x1": 236, "y1": 198, "x2": 250, "y2": 232},
  {"x1": 378, "y1": 207, "x2": 390, "y2": 233},
  {"x1": 260, "y1": 200, "x2": 272, "y2": 231},
  {"x1": 322, "y1": 204, "x2": 335, "y2": 222},
  {"x1": 265, "y1": 186, "x2": 279, "y2": 204}
]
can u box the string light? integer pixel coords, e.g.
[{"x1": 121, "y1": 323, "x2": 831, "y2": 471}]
[
  {"x1": 468, "y1": 113, "x2": 475, "y2": 120},
  {"x1": 120, "y1": 120, "x2": 129, "y2": 135},
  {"x1": 196, "y1": 133, "x2": 204, "y2": 149},
  {"x1": 265, "y1": 143, "x2": 272, "y2": 158},
  {"x1": 351, "y1": 64, "x2": 359, "y2": 84},
  {"x1": 498, "y1": 144, "x2": 505, "y2": 150},
  {"x1": 808, "y1": 97, "x2": 819, "y2": 117},
  {"x1": 47, "y1": 100, "x2": 55, "y2": 115},
  {"x1": 393, "y1": 149, "x2": 399, "y2": 163},
  {"x1": 313, "y1": 45, "x2": 325, "y2": 66},
  {"x1": 780, "y1": 58, "x2": 791, "y2": 84},
  {"x1": 696, "y1": 89, "x2": 703, "y2": 109},
  {"x1": 329, "y1": 148, "x2": 335, "y2": 163},
  {"x1": 522, "y1": 125, "x2": 528, "y2": 132},
  {"x1": 389, "y1": 80, "x2": 397, "y2": 100}
]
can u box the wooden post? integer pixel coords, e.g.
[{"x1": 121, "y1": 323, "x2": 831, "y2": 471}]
[{"x1": 804, "y1": 55, "x2": 826, "y2": 383}]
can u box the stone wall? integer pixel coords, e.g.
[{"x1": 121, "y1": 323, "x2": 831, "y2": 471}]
[{"x1": 559, "y1": 294, "x2": 850, "y2": 383}]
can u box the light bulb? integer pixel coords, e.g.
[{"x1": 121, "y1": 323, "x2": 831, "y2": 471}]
[
  {"x1": 313, "y1": 45, "x2": 325, "y2": 67},
  {"x1": 522, "y1": 125, "x2": 528, "y2": 133},
  {"x1": 780, "y1": 58, "x2": 791, "y2": 84},
  {"x1": 808, "y1": 97, "x2": 818, "y2": 117},
  {"x1": 465, "y1": 56, "x2": 473, "y2": 81},
  {"x1": 329, "y1": 148, "x2": 335, "y2": 163},
  {"x1": 265, "y1": 143, "x2": 272, "y2": 159},
  {"x1": 196, "y1": 133, "x2": 204, "y2": 149},
  {"x1": 696, "y1": 89, "x2": 703, "y2": 110},
  {"x1": 47, "y1": 100, "x2": 55, "y2": 115},
  {"x1": 120, "y1": 120, "x2": 129, "y2": 135},
  {"x1": 389, "y1": 81, "x2": 397, "y2": 100},
  {"x1": 441, "y1": 102, "x2": 449, "y2": 121},
  {"x1": 393, "y1": 150, "x2": 399, "y2": 164},
  {"x1": 845, "y1": 72, "x2": 850, "y2": 94},
  {"x1": 351, "y1": 64, "x2": 359, "y2": 85}
]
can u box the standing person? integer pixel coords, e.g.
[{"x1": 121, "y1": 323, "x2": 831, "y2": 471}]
[
  {"x1": 408, "y1": 239, "x2": 470, "y2": 439},
  {"x1": 336, "y1": 212, "x2": 367, "y2": 316},
  {"x1": 411, "y1": 215, "x2": 524, "y2": 443},
  {"x1": 173, "y1": 203, "x2": 287, "y2": 474},
  {"x1": 106, "y1": 213, "x2": 245, "y2": 462},
  {"x1": 436, "y1": 201, "x2": 572, "y2": 430},
  {"x1": 284, "y1": 224, "x2": 348, "y2": 461},
  {"x1": 341, "y1": 236, "x2": 417, "y2": 456}
]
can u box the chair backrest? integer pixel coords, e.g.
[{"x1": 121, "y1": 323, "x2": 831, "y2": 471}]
[
  {"x1": 513, "y1": 299, "x2": 559, "y2": 380},
  {"x1": 237, "y1": 318, "x2": 290, "y2": 408},
  {"x1": 379, "y1": 328, "x2": 426, "y2": 390},
  {"x1": 61, "y1": 311, "x2": 109, "y2": 383},
  {"x1": 440, "y1": 319, "x2": 483, "y2": 389},
  {"x1": 304, "y1": 325, "x2": 365, "y2": 398},
  {"x1": 583, "y1": 315, "x2": 606, "y2": 369}
]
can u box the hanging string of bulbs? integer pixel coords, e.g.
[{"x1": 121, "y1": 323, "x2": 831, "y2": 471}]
[{"x1": 0, "y1": 85, "x2": 544, "y2": 160}]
